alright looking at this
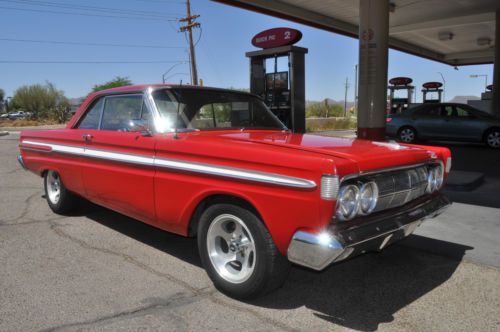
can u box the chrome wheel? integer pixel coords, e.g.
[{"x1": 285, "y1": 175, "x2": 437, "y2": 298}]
[
  {"x1": 206, "y1": 214, "x2": 256, "y2": 284},
  {"x1": 46, "y1": 170, "x2": 61, "y2": 205},
  {"x1": 400, "y1": 128, "x2": 416, "y2": 143},
  {"x1": 486, "y1": 130, "x2": 500, "y2": 148}
]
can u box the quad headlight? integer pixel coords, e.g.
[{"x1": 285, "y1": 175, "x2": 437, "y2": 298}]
[
  {"x1": 336, "y1": 185, "x2": 360, "y2": 221},
  {"x1": 335, "y1": 181, "x2": 379, "y2": 221},
  {"x1": 426, "y1": 164, "x2": 444, "y2": 193},
  {"x1": 359, "y1": 181, "x2": 379, "y2": 215}
]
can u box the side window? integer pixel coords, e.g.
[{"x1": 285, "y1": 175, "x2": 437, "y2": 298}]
[
  {"x1": 77, "y1": 98, "x2": 104, "y2": 129},
  {"x1": 101, "y1": 95, "x2": 143, "y2": 131},
  {"x1": 442, "y1": 105, "x2": 454, "y2": 117},
  {"x1": 415, "y1": 106, "x2": 439, "y2": 116},
  {"x1": 455, "y1": 106, "x2": 474, "y2": 118}
]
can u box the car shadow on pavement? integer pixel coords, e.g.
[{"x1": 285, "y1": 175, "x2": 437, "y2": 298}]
[
  {"x1": 253, "y1": 237, "x2": 472, "y2": 331},
  {"x1": 77, "y1": 201, "x2": 471, "y2": 332}
]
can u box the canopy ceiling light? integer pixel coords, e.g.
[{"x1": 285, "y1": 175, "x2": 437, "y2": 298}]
[
  {"x1": 477, "y1": 37, "x2": 492, "y2": 46},
  {"x1": 438, "y1": 31, "x2": 454, "y2": 41}
]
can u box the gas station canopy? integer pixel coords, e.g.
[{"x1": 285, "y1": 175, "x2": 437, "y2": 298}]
[{"x1": 215, "y1": 0, "x2": 498, "y2": 66}]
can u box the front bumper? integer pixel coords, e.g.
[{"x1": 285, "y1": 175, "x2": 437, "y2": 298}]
[
  {"x1": 17, "y1": 155, "x2": 27, "y2": 170},
  {"x1": 287, "y1": 193, "x2": 451, "y2": 271}
]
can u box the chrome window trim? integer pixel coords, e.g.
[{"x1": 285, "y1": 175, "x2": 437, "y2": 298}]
[
  {"x1": 20, "y1": 140, "x2": 316, "y2": 189},
  {"x1": 72, "y1": 90, "x2": 145, "y2": 130}
]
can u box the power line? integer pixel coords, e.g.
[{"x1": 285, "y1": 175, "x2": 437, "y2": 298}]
[
  {"x1": 135, "y1": 0, "x2": 184, "y2": 4},
  {"x1": 0, "y1": 5, "x2": 178, "y2": 22},
  {"x1": 0, "y1": 37, "x2": 185, "y2": 49},
  {"x1": 0, "y1": 60, "x2": 185, "y2": 64},
  {"x1": 0, "y1": 0, "x2": 181, "y2": 19}
]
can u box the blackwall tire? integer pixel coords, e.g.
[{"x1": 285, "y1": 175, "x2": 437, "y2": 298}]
[
  {"x1": 44, "y1": 170, "x2": 79, "y2": 214},
  {"x1": 197, "y1": 203, "x2": 290, "y2": 300}
]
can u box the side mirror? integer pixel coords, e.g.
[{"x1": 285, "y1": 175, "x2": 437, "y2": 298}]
[{"x1": 128, "y1": 119, "x2": 153, "y2": 136}]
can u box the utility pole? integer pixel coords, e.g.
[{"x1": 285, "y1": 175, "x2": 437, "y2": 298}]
[
  {"x1": 354, "y1": 64, "x2": 358, "y2": 114},
  {"x1": 179, "y1": 0, "x2": 200, "y2": 85},
  {"x1": 344, "y1": 77, "x2": 350, "y2": 117}
]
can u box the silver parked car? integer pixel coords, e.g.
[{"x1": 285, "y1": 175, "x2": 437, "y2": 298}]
[{"x1": 386, "y1": 103, "x2": 500, "y2": 149}]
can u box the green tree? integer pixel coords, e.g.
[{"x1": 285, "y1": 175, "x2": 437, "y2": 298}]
[
  {"x1": 91, "y1": 76, "x2": 132, "y2": 93},
  {"x1": 11, "y1": 82, "x2": 69, "y2": 122}
]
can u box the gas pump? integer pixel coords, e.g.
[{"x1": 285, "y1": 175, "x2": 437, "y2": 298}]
[
  {"x1": 422, "y1": 82, "x2": 443, "y2": 103},
  {"x1": 388, "y1": 77, "x2": 414, "y2": 114},
  {"x1": 246, "y1": 28, "x2": 307, "y2": 133}
]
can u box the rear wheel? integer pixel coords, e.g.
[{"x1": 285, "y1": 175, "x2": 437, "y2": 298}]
[
  {"x1": 485, "y1": 128, "x2": 500, "y2": 149},
  {"x1": 198, "y1": 203, "x2": 290, "y2": 299},
  {"x1": 44, "y1": 170, "x2": 79, "y2": 214},
  {"x1": 398, "y1": 126, "x2": 417, "y2": 143}
]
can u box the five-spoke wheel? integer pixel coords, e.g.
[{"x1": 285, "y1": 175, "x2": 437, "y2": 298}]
[
  {"x1": 44, "y1": 170, "x2": 79, "y2": 214},
  {"x1": 198, "y1": 203, "x2": 290, "y2": 299},
  {"x1": 207, "y1": 214, "x2": 256, "y2": 284}
]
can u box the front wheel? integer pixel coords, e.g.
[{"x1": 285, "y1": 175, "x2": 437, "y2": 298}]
[
  {"x1": 44, "y1": 170, "x2": 79, "y2": 214},
  {"x1": 398, "y1": 127, "x2": 417, "y2": 143},
  {"x1": 485, "y1": 128, "x2": 500, "y2": 149},
  {"x1": 197, "y1": 204, "x2": 290, "y2": 299}
]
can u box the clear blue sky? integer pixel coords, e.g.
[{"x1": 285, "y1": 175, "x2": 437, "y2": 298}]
[{"x1": 0, "y1": 0, "x2": 494, "y2": 102}]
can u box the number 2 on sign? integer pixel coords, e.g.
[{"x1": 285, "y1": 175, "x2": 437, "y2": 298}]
[{"x1": 284, "y1": 31, "x2": 291, "y2": 39}]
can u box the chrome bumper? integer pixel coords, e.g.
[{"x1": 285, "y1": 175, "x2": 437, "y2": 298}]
[
  {"x1": 17, "y1": 155, "x2": 27, "y2": 170},
  {"x1": 287, "y1": 194, "x2": 451, "y2": 271}
]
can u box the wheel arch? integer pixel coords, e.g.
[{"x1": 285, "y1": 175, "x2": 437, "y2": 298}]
[
  {"x1": 186, "y1": 192, "x2": 264, "y2": 238},
  {"x1": 482, "y1": 126, "x2": 500, "y2": 141}
]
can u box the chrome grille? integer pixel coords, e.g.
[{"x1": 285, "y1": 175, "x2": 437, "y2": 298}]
[{"x1": 369, "y1": 165, "x2": 429, "y2": 212}]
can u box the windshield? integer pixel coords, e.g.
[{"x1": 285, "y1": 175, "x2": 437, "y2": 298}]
[{"x1": 151, "y1": 88, "x2": 286, "y2": 132}]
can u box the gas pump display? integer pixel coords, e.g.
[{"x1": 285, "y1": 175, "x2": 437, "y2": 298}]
[{"x1": 265, "y1": 71, "x2": 290, "y2": 107}]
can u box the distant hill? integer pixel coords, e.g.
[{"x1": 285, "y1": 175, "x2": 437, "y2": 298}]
[
  {"x1": 447, "y1": 95, "x2": 479, "y2": 104},
  {"x1": 68, "y1": 97, "x2": 83, "y2": 106}
]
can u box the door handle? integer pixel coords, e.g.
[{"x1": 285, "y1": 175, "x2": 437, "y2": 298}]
[{"x1": 82, "y1": 134, "x2": 93, "y2": 142}]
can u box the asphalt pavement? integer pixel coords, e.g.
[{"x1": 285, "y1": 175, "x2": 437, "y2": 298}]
[{"x1": 1, "y1": 132, "x2": 499, "y2": 332}]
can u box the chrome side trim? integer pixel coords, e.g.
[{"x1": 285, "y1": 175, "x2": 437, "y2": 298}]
[
  {"x1": 20, "y1": 140, "x2": 316, "y2": 189},
  {"x1": 154, "y1": 158, "x2": 316, "y2": 189}
]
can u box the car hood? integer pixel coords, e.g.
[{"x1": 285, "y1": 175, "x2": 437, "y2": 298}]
[{"x1": 206, "y1": 131, "x2": 436, "y2": 172}]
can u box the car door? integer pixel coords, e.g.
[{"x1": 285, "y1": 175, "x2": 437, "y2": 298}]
[
  {"x1": 412, "y1": 105, "x2": 446, "y2": 139},
  {"x1": 441, "y1": 105, "x2": 483, "y2": 141},
  {"x1": 78, "y1": 93, "x2": 157, "y2": 223}
]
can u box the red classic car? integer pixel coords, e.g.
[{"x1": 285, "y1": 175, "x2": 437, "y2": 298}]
[{"x1": 18, "y1": 85, "x2": 451, "y2": 299}]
